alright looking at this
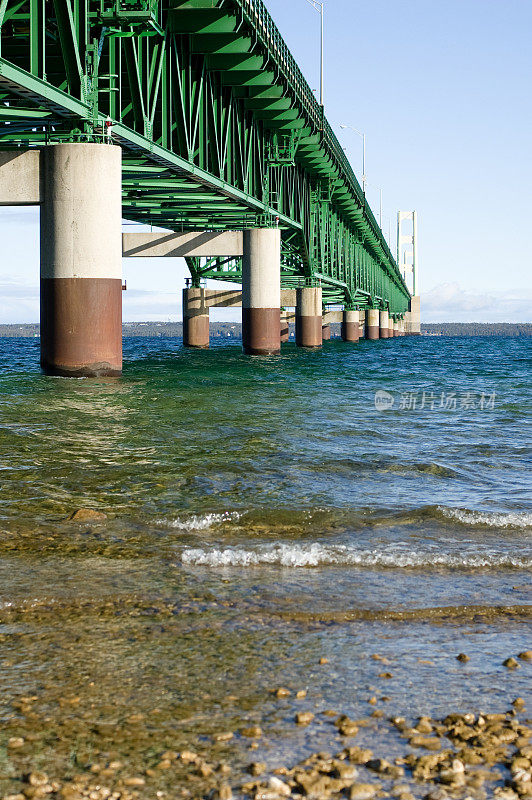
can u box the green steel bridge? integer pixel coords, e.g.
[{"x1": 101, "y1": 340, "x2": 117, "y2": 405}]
[{"x1": 0, "y1": 0, "x2": 410, "y2": 314}]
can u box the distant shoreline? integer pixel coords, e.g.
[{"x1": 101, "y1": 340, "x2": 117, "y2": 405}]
[{"x1": 0, "y1": 321, "x2": 531, "y2": 338}]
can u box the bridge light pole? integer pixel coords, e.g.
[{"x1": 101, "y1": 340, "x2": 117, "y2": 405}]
[
  {"x1": 304, "y1": 0, "x2": 324, "y2": 107},
  {"x1": 366, "y1": 180, "x2": 383, "y2": 230},
  {"x1": 340, "y1": 124, "x2": 366, "y2": 194}
]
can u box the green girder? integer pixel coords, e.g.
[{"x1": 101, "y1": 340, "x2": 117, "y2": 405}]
[{"x1": 0, "y1": 0, "x2": 410, "y2": 312}]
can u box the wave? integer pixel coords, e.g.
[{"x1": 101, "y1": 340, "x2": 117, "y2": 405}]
[
  {"x1": 180, "y1": 543, "x2": 532, "y2": 569},
  {"x1": 438, "y1": 507, "x2": 532, "y2": 529},
  {"x1": 156, "y1": 511, "x2": 241, "y2": 531},
  {"x1": 156, "y1": 505, "x2": 532, "y2": 535}
]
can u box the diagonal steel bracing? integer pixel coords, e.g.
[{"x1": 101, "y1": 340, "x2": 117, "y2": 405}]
[{"x1": 0, "y1": 0, "x2": 410, "y2": 313}]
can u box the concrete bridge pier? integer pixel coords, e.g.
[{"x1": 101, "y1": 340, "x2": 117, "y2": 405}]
[
  {"x1": 388, "y1": 316, "x2": 395, "y2": 338},
  {"x1": 322, "y1": 322, "x2": 331, "y2": 341},
  {"x1": 359, "y1": 310, "x2": 366, "y2": 339},
  {"x1": 242, "y1": 228, "x2": 281, "y2": 355},
  {"x1": 280, "y1": 311, "x2": 290, "y2": 343},
  {"x1": 40, "y1": 143, "x2": 122, "y2": 377},
  {"x1": 295, "y1": 287, "x2": 322, "y2": 348},
  {"x1": 183, "y1": 287, "x2": 209, "y2": 348},
  {"x1": 366, "y1": 309, "x2": 380, "y2": 340},
  {"x1": 380, "y1": 310, "x2": 390, "y2": 339},
  {"x1": 341, "y1": 309, "x2": 360, "y2": 343}
]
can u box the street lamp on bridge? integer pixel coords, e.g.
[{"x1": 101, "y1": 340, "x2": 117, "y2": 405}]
[
  {"x1": 370, "y1": 183, "x2": 384, "y2": 231},
  {"x1": 339, "y1": 124, "x2": 366, "y2": 195},
  {"x1": 304, "y1": 0, "x2": 324, "y2": 107}
]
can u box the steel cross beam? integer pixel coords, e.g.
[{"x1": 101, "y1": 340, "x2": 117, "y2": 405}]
[{"x1": 0, "y1": 0, "x2": 411, "y2": 314}]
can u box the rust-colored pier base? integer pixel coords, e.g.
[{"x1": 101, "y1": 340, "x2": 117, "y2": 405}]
[
  {"x1": 280, "y1": 311, "x2": 290, "y2": 343},
  {"x1": 40, "y1": 143, "x2": 122, "y2": 377},
  {"x1": 322, "y1": 323, "x2": 331, "y2": 341},
  {"x1": 359, "y1": 310, "x2": 366, "y2": 339},
  {"x1": 183, "y1": 287, "x2": 209, "y2": 348},
  {"x1": 40, "y1": 278, "x2": 122, "y2": 377},
  {"x1": 341, "y1": 308, "x2": 360, "y2": 342},
  {"x1": 380, "y1": 310, "x2": 390, "y2": 339},
  {"x1": 242, "y1": 228, "x2": 281, "y2": 355},
  {"x1": 366, "y1": 309, "x2": 380, "y2": 340},
  {"x1": 296, "y1": 286, "x2": 322, "y2": 348}
]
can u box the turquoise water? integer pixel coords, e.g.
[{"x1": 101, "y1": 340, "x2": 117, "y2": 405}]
[{"x1": 0, "y1": 334, "x2": 531, "y2": 795}]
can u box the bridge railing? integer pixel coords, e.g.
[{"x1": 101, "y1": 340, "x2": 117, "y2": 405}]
[{"x1": 236, "y1": 0, "x2": 402, "y2": 280}]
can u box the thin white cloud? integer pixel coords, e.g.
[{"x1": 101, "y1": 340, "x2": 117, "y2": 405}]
[
  {"x1": 421, "y1": 282, "x2": 532, "y2": 323},
  {"x1": 123, "y1": 289, "x2": 181, "y2": 321},
  {"x1": 2, "y1": 277, "x2": 530, "y2": 325}
]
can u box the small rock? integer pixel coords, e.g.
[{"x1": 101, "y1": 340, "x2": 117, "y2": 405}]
[
  {"x1": 125, "y1": 713, "x2": 144, "y2": 723},
  {"x1": 160, "y1": 752, "x2": 178, "y2": 761},
  {"x1": 504, "y1": 657, "x2": 520, "y2": 669},
  {"x1": 456, "y1": 653, "x2": 469, "y2": 663},
  {"x1": 296, "y1": 689, "x2": 307, "y2": 699},
  {"x1": 267, "y1": 777, "x2": 290, "y2": 797},
  {"x1": 274, "y1": 688, "x2": 290, "y2": 699},
  {"x1": 349, "y1": 783, "x2": 378, "y2": 800},
  {"x1": 27, "y1": 773, "x2": 49, "y2": 787},
  {"x1": 319, "y1": 657, "x2": 329, "y2": 665},
  {"x1": 122, "y1": 778, "x2": 145, "y2": 787},
  {"x1": 518, "y1": 651, "x2": 532, "y2": 661},
  {"x1": 367, "y1": 758, "x2": 391, "y2": 774},
  {"x1": 409, "y1": 736, "x2": 442, "y2": 751},
  {"x1": 346, "y1": 747, "x2": 373, "y2": 764},
  {"x1": 493, "y1": 790, "x2": 519, "y2": 800},
  {"x1": 424, "y1": 790, "x2": 449, "y2": 800},
  {"x1": 214, "y1": 732, "x2": 234, "y2": 742},
  {"x1": 295, "y1": 711, "x2": 314, "y2": 726},
  {"x1": 213, "y1": 785, "x2": 232, "y2": 800},
  {"x1": 333, "y1": 763, "x2": 358, "y2": 780},
  {"x1": 336, "y1": 715, "x2": 359, "y2": 737},
  {"x1": 513, "y1": 697, "x2": 526, "y2": 710},
  {"x1": 241, "y1": 726, "x2": 262, "y2": 738},
  {"x1": 378, "y1": 672, "x2": 393, "y2": 679},
  {"x1": 248, "y1": 763, "x2": 266, "y2": 777},
  {"x1": 68, "y1": 508, "x2": 107, "y2": 521},
  {"x1": 180, "y1": 751, "x2": 199, "y2": 764},
  {"x1": 7, "y1": 737, "x2": 25, "y2": 748}
]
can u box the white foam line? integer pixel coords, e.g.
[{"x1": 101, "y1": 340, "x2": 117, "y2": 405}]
[
  {"x1": 181, "y1": 543, "x2": 532, "y2": 569},
  {"x1": 156, "y1": 512, "x2": 241, "y2": 531},
  {"x1": 439, "y1": 507, "x2": 532, "y2": 529}
]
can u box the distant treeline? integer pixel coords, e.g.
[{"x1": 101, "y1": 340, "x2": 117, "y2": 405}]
[
  {"x1": 421, "y1": 323, "x2": 532, "y2": 337},
  {"x1": 0, "y1": 322, "x2": 244, "y2": 338},
  {"x1": 0, "y1": 322, "x2": 531, "y2": 338}
]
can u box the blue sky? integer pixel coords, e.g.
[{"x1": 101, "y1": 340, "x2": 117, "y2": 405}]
[{"x1": 1, "y1": 0, "x2": 531, "y2": 323}]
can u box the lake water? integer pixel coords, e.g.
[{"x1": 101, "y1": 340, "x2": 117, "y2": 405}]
[{"x1": 0, "y1": 334, "x2": 530, "y2": 798}]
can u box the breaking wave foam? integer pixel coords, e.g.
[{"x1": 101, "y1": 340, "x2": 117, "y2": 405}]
[
  {"x1": 439, "y1": 507, "x2": 532, "y2": 529},
  {"x1": 156, "y1": 512, "x2": 241, "y2": 531},
  {"x1": 181, "y1": 543, "x2": 532, "y2": 569}
]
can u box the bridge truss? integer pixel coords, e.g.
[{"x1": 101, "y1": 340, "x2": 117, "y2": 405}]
[{"x1": 0, "y1": 0, "x2": 410, "y2": 313}]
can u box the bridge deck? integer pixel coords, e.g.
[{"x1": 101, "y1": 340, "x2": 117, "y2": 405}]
[{"x1": 0, "y1": 0, "x2": 410, "y2": 312}]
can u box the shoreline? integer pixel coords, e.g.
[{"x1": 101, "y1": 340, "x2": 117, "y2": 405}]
[{"x1": 2, "y1": 699, "x2": 531, "y2": 800}]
